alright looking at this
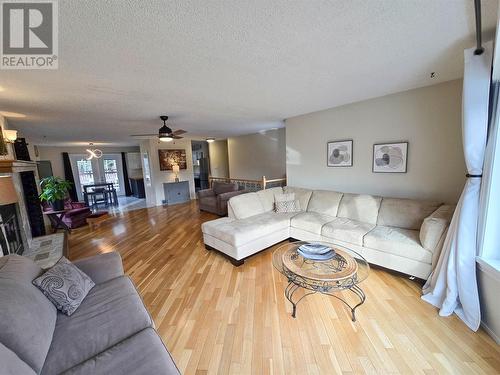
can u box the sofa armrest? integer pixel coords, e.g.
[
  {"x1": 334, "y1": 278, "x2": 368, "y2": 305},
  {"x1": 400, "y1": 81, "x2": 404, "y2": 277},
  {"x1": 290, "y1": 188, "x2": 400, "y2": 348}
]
[
  {"x1": 419, "y1": 204, "x2": 455, "y2": 254},
  {"x1": 73, "y1": 252, "x2": 124, "y2": 284},
  {"x1": 197, "y1": 189, "x2": 215, "y2": 199}
]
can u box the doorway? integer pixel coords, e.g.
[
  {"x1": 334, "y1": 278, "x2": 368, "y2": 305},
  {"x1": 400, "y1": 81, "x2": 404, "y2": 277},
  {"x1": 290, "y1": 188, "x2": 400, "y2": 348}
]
[
  {"x1": 69, "y1": 154, "x2": 125, "y2": 201},
  {"x1": 191, "y1": 141, "x2": 210, "y2": 192}
]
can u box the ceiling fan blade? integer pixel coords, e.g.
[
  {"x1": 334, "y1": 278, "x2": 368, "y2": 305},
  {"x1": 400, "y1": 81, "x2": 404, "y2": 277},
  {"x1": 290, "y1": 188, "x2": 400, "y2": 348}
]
[
  {"x1": 130, "y1": 134, "x2": 157, "y2": 137},
  {"x1": 172, "y1": 129, "x2": 187, "y2": 135},
  {"x1": 172, "y1": 135, "x2": 184, "y2": 139}
]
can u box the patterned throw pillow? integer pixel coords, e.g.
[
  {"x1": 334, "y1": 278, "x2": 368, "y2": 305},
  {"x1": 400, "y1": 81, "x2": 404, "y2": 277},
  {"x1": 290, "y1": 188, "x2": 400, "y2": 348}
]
[
  {"x1": 32, "y1": 257, "x2": 95, "y2": 316},
  {"x1": 274, "y1": 192, "x2": 295, "y2": 203},
  {"x1": 275, "y1": 199, "x2": 301, "y2": 213}
]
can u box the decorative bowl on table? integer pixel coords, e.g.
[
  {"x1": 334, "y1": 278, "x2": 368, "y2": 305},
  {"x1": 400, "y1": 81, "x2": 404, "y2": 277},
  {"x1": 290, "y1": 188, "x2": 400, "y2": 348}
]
[{"x1": 297, "y1": 243, "x2": 336, "y2": 261}]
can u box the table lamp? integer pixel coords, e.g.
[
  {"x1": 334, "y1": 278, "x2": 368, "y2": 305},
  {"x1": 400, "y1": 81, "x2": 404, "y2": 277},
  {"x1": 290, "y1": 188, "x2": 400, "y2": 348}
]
[
  {"x1": 172, "y1": 164, "x2": 180, "y2": 182},
  {"x1": 0, "y1": 176, "x2": 18, "y2": 205}
]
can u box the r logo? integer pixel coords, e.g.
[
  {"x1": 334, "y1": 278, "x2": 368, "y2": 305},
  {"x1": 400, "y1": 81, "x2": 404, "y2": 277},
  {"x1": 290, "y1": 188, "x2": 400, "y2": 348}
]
[{"x1": 2, "y1": 2, "x2": 53, "y2": 54}]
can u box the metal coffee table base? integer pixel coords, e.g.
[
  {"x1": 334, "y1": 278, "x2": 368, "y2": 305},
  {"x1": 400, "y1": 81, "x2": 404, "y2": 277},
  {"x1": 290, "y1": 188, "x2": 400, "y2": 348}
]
[{"x1": 284, "y1": 280, "x2": 366, "y2": 322}]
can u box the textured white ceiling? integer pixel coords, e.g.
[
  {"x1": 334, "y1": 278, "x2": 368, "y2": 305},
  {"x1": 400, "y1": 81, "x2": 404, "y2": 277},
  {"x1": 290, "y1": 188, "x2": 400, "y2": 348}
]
[{"x1": 0, "y1": 0, "x2": 497, "y2": 145}]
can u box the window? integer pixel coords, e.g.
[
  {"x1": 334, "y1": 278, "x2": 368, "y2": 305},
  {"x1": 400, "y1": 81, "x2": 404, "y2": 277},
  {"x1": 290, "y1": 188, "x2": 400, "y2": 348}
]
[
  {"x1": 76, "y1": 159, "x2": 94, "y2": 187},
  {"x1": 103, "y1": 158, "x2": 120, "y2": 192},
  {"x1": 478, "y1": 83, "x2": 500, "y2": 271}
]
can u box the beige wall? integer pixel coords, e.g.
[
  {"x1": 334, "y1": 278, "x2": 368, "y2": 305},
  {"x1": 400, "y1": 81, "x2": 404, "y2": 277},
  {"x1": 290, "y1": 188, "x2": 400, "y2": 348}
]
[
  {"x1": 286, "y1": 80, "x2": 465, "y2": 203},
  {"x1": 208, "y1": 140, "x2": 229, "y2": 178},
  {"x1": 227, "y1": 128, "x2": 286, "y2": 180},
  {"x1": 36, "y1": 145, "x2": 140, "y2": 179}
]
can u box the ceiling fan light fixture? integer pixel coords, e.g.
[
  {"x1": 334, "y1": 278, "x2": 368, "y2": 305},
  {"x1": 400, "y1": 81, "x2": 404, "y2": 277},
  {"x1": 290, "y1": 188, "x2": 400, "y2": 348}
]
[
  {"x1": 159, "y1": 135, "x2": 173, "y2": 142},
  {"x1": 86, "y1": 143, "x2": 103, "y2": 159}
]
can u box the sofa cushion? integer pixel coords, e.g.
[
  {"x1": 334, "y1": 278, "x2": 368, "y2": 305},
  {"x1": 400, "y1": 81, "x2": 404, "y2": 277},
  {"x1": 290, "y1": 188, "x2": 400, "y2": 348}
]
[
  {"x1": 61, "y1": 328, "x2": 179, "y2": 375},
  {"x1": 256, "y1": 187, "x2": 283, "y2": 212},
  {"x1": 0, "y1": 254, "x2": 42, "y2": 283},
  {"x1": 377, "y1": 198, "x2": 442, "y2": 230},
  {"x1": 364, "y1": 226, "x2": 432, "y2": 264},
  {"x1": 201, "y1": 212, "x2": 295, "y2": 247},
  {"x1": 291, "y1": 212, "x2": 335, "y2": 234},
  {"x1": 33, "y1": 257, "x2": 95, "y2": 316},
  {"x1": 73, "y1": 252, "x2": 124, "y2": 285},
  {"x1": 228, "y1": 192, "x2": 265, "y2": 219},
  {"x1": 283, "y1": 186, "x2": 313, "y2": 211},
  {"x1": 213, "y1": 181, "x2": 237, "y2": 195},
  {"x1": 41, "y1": 276, "x2": 153, "y2": 375},
  {"x1": 0, "y1": 255, "x2": 57, "y2": 374},
  {"x1": 0, "y1": 342, "x2": 36, "y2": 375},
  {"x1": 321, "y1": 217, "x2": 375, "y2": 245},
  {"x1": 337, "y1": 193, "x2": 382, "y2": 225},
  {"x1": 306, "y1": 190, "x2": 344, "y2": 217}
]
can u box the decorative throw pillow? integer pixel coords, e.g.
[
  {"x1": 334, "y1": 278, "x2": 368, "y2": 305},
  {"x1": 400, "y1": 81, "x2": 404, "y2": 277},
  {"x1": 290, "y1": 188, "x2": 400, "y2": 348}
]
[
  {"x1": 274, "y1": 192, "x2": 301, "y2": 213},
  {"x1": 32, "y1": 257, "x2": 95, "y2": 316},
  {"x1": 275, "y1": 199, "x2": 301, "y2": 213},
  {"x1": 274, "y1": 192, "x2": 295, "y2": 203}
]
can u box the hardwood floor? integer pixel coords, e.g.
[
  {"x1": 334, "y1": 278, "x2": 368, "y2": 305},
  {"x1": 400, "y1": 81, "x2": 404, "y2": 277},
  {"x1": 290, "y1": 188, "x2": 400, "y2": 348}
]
[{"x1": 69, "y1": 201, "x2": 500, "y2": 374}]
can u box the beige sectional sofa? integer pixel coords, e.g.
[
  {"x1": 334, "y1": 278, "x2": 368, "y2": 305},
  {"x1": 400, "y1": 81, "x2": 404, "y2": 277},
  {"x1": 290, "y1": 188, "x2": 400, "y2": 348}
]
[{"x1": 201, "y1": 186, "x2": 455, "y2": 279}]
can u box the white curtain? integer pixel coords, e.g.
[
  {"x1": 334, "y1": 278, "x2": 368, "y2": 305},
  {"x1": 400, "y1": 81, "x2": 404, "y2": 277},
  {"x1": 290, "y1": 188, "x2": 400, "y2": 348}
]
[{"x1": 422, "y1": 42, "x2": 492, "y2": 331}]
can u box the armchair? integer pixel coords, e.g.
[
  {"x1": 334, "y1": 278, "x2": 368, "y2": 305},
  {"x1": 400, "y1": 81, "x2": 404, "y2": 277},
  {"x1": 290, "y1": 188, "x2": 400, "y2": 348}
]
[
  {"x1": 198, "y1": 181, "x2": 246, "y2": 216},
  {"x1": 42, "y1": 198, "x2": 92, "y2": 229}
]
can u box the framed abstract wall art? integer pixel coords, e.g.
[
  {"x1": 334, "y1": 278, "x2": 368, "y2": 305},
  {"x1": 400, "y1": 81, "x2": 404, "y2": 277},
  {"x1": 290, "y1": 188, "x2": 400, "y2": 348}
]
[
  {"x1": 158, "y1": 149, "x2": 187, "y2": 171},
  {"x1": 372, "y1": 142, "x2": 408, "y2": 173},
  {"x1": 327, "y1": 140, "x2": 353, "y2": 167}
]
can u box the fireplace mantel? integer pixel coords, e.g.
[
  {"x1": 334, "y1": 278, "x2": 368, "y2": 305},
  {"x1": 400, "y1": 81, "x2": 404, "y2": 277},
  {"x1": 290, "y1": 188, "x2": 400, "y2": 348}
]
[{"x1": 0, "y1": 159, "x2": 38, "y2": 173}]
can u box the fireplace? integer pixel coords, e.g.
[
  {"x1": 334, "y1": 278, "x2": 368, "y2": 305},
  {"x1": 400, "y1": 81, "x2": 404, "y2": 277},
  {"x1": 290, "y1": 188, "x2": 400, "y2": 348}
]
[
  {"x1": 0, "y1": 203, "x2": 23, "y2": 255},
  {"x1": 1, "y1": 160, "x2": 44, "y2": 254}
]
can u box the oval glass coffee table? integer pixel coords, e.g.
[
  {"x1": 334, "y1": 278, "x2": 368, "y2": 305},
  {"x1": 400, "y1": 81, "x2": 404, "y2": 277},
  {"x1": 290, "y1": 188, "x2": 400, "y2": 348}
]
[{"x1": 272, "y1": 241, "x2": 369, "y2": 321}]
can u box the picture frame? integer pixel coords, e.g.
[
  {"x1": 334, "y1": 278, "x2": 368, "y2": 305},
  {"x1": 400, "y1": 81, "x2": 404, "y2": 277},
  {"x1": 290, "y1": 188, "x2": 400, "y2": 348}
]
[
  {"x1": 158, "y1": 149, "x2": 187, "y2": 171},
  {"x1": 372, "y1": 141, "x2": 408, "y2": 173},
  {"x1": 327, "y1": 140, "x2": 353, "y2": 167}
]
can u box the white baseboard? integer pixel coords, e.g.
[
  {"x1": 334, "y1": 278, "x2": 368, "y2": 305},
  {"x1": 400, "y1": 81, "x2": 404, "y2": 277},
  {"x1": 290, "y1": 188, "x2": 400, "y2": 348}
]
[{"x1": 481, "y1": 321, "x2": 500, "y2": 344}]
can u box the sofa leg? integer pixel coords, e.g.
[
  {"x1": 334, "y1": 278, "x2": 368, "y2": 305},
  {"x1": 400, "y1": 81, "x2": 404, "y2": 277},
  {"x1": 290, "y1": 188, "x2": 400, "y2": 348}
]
[
  {"x1": 288, "y1": 238, "x2": 299, "y2": 243},
  {"x1": 205, "y1": 244, "x2": 215, "y2": 251},
  {"x1": 230, "y1": 258, "x2": 244, "y2": 267}
]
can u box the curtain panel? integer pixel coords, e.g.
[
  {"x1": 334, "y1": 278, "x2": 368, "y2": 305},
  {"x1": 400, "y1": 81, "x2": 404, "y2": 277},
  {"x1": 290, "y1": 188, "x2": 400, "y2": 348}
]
[
  {"x1": 62, "y1": 152, "x2": 78, "y2": 202},
  {"x1": 121, "y1": 152, "x2": 132, "y2": 196},
  {"x1": 422, "y1": 43, "x2": 492, "y2": 331}
]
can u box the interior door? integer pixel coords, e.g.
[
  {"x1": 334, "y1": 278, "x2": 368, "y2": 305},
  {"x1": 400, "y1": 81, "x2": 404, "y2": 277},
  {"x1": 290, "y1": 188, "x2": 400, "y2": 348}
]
[
  {"x1": 69, "y1": 155, "x2": 99, "y2": 201},
  {"x1": 98, "y1": 154, "x2": 125, "y2": 196}
]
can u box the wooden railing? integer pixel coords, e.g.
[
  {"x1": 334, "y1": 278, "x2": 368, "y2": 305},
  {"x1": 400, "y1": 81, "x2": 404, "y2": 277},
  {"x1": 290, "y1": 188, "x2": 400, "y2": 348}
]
[{"x1": 208, "y1": 175, "x2": 286, "y2": 192}]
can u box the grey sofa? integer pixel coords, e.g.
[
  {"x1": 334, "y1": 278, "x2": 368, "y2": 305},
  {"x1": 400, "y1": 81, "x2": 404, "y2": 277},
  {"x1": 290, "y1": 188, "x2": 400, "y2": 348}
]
[
  {"x1": 198, "y1": 181, "x2": 246, "y2": 216},
  {"x1": 0, "y1": 253, "x2": 180, "y2": 375}
]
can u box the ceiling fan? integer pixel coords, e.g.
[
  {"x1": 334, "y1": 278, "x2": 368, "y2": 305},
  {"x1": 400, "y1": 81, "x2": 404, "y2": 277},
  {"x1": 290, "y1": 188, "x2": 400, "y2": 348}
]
[{"x1": 130, "y1": 115, "x2": 187, "y2": 142}]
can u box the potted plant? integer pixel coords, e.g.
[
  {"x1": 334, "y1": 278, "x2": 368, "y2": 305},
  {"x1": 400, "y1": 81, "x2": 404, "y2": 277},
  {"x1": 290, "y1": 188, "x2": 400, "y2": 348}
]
[{"x1": 39, "y1": 176, "x2": 73, "y2": 211}]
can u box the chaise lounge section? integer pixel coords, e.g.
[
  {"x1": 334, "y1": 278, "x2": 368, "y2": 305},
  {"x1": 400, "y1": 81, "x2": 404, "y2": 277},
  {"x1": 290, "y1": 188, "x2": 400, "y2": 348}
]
[{"x1": 201, "y1": 186, "x2": 455, "y2": 279}]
